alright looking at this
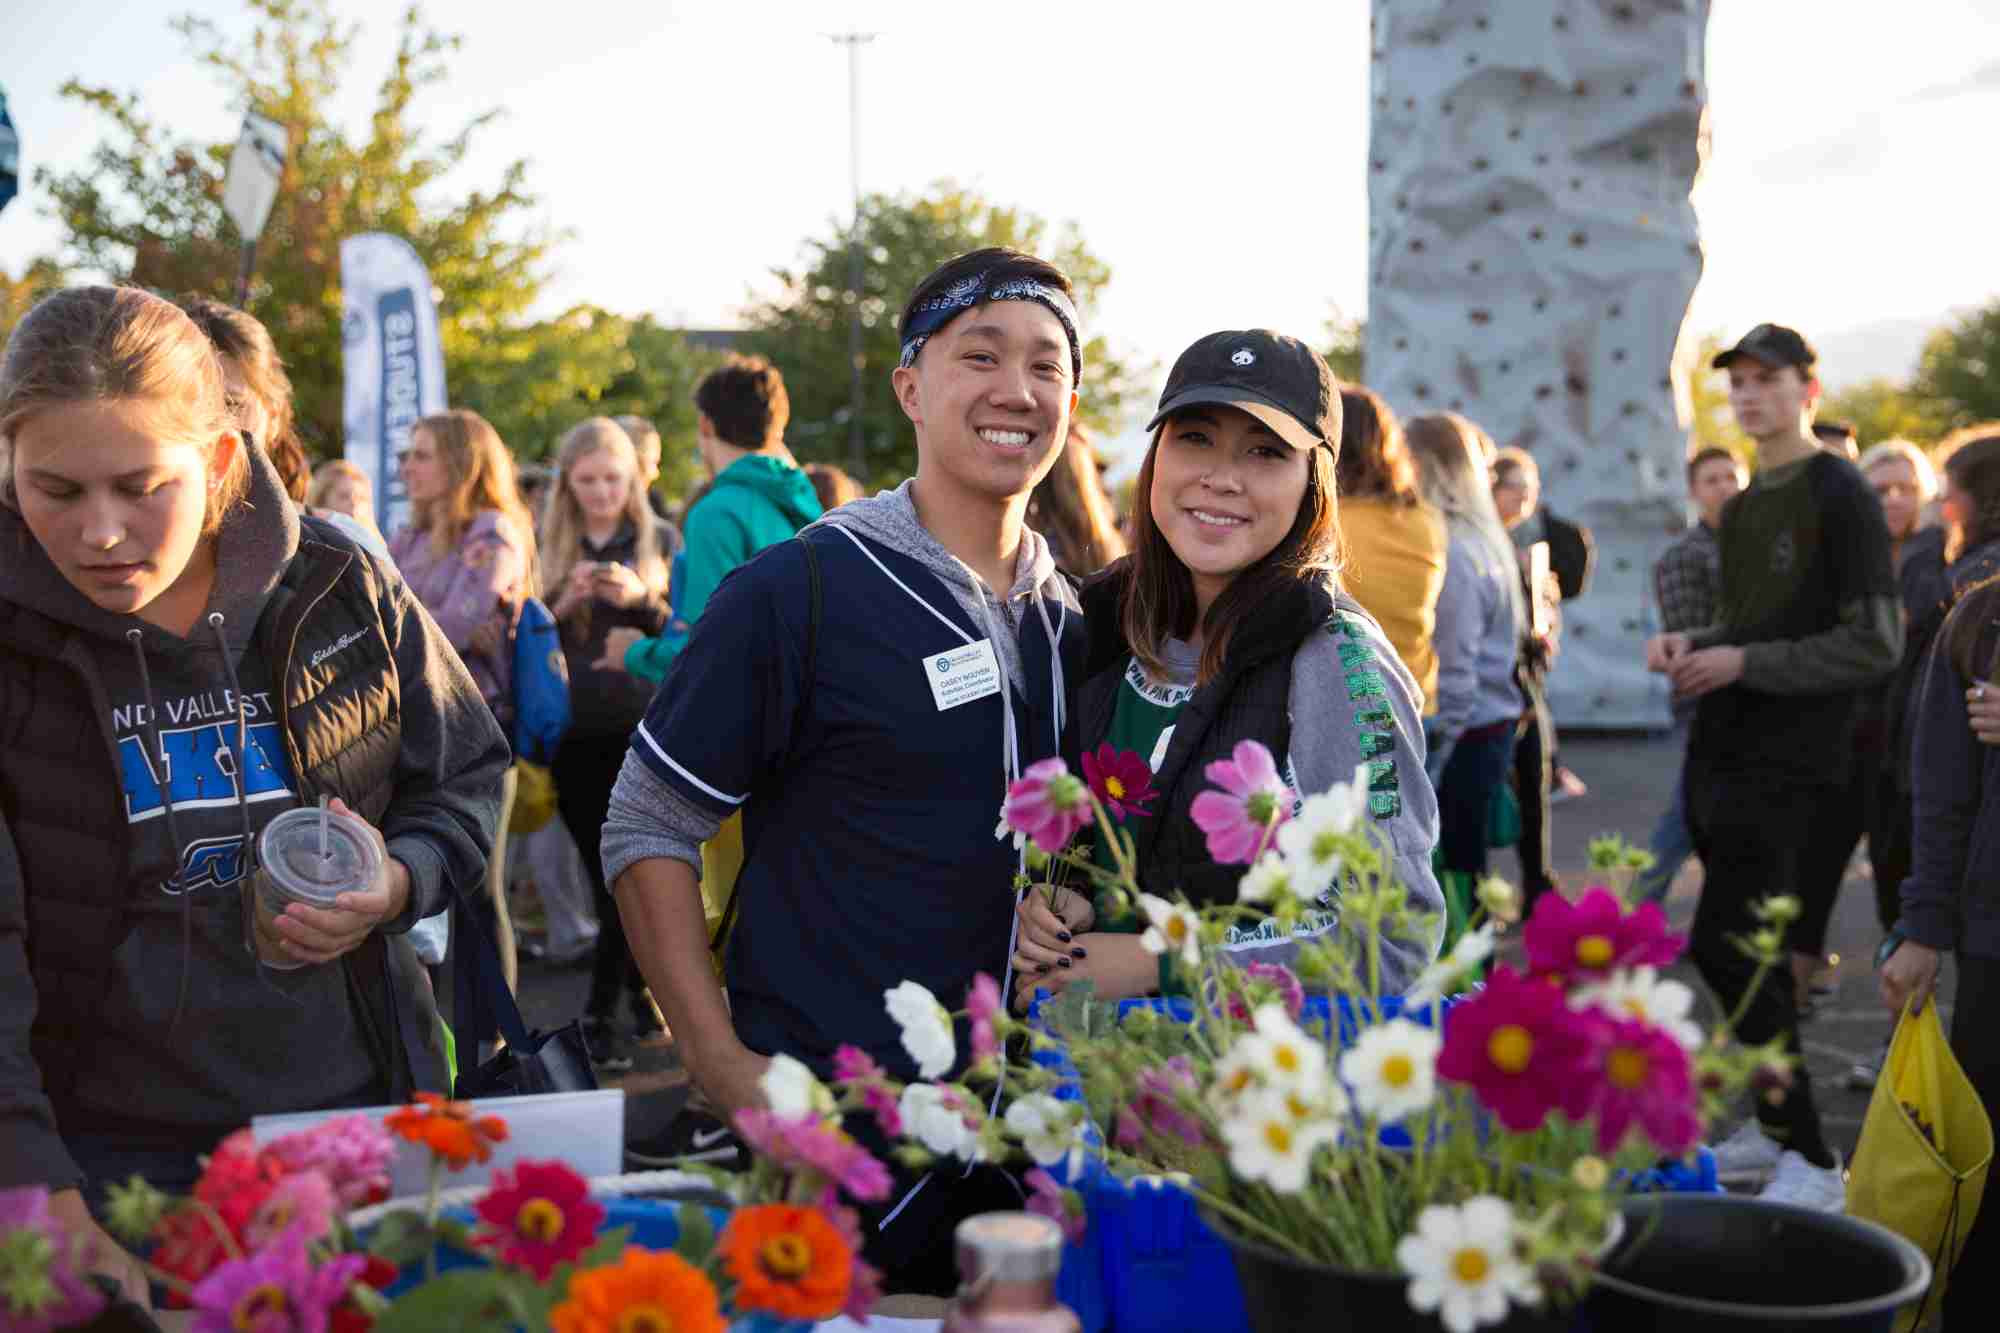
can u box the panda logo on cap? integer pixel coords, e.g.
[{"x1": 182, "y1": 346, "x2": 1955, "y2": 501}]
[{"x1": 1231, "y1": 347, "x2": 1256, "y2": 367}]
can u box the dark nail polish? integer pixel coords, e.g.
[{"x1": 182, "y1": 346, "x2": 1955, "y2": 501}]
[
  {"x1": 1072, "y1": 947, "x2": 1088, "y2": 960},
  {"x1": 1057, "y1": 930, "x2": 1072, "y2": 943},
  {"x1": 1057, "y1": 956, "x2": 1072, "y2": 969},
  {"x1": 1036, "y1": 963, "x2": 1052, "y2": 974}
]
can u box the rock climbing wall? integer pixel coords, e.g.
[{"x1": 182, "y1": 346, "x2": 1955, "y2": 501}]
[{"x1": 1365, "y1": 0, "x2": 1710, "y2": 729}]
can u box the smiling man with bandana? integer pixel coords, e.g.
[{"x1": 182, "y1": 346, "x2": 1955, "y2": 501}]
[{"x1": 601, "y1": 247, "x2": 1087, "y2": 1293}]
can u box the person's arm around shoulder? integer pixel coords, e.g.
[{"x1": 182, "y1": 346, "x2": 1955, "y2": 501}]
[
  {"x1": 0, "y1": 808, "x2": 152, "y2": 1306},
  {"x1": 1289, "y1": 610, "x2": 1447, "y2": 989}
]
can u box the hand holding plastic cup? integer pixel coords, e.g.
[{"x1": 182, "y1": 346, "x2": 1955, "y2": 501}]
[{"x1": 251, "y1": 798, "x2": 386, "y2": 969}]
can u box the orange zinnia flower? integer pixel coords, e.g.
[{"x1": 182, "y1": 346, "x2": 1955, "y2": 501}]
[
  {"x1": 550, "y1": 1247, "x2": 726, "y2": 1333},
  {"x1": 720, "y1": 1203, "x2": 854, "y2": 1321},
  {"x1": 383, "y1": 1093, "x2": 509, "y2": 1170}
]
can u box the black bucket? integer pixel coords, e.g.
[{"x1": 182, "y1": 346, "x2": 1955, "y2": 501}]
[{"x1": 1580, "y1": 1194, "x2": 1932, "y2": 1332}]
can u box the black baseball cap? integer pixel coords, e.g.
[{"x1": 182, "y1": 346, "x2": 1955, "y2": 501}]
[
  {"x1": 1712, "y1": 323, "x2": 1817, "y2": 374},
  {"x1": 1146, "y1": 330, "x2": 1341, "y2": 455}
]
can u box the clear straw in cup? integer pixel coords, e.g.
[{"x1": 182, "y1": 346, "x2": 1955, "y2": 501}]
[{"x1": 251, "y1": 803, "x2": 382, "y2": 969}]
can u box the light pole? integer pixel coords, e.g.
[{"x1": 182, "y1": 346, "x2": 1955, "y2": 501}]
[{"x1": 828, "y1": 32, "x2": 874, "y2": 480}]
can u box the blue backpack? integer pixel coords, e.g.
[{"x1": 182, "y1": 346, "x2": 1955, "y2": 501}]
[{"x1": 510, "y1": 596, "x2": 571, "y2": 764}]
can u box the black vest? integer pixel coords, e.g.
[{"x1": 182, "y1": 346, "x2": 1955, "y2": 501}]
[
  {"x1": 0, "y1": 524, "x2": 446, "y2": 1107},
  {"x1": 1078, "y1": 563, "x2": 1336, "y2": 909}
]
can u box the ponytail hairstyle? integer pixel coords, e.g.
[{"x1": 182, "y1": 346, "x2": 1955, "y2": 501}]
[
  {"x1": 178, "y1": 297, "x2": 310, "y2": 504},
  {"x1": 539, "y1": 417, "x2": 670, "y2": 602},
  {"x1": 1403, "y1": 411, "x2": 1528, "y2": 635},
  {"x1": 1937, "y1": 425, "x2": 2000, "y2": 565},
  {"x1": 0, "y1": 286, "x2": 248, "y2": 537},
  {"x1": 1119, "y1": 424, "x2": 1340, "y2": 686}
]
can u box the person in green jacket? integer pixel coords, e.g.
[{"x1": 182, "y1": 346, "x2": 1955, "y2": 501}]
[{"x1": 598, "y1": 355, "x2": 823, "y2": 682}]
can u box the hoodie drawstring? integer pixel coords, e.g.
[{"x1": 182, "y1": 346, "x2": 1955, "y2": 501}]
[{"x1": 207, "y1": 612, "x2": 257, "y2": 918}]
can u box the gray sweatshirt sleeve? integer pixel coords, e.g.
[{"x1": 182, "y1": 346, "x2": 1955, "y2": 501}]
[
  {"x1": 1276, "y1": 609, "x2": 1447, "y2": 993},
  {"x1": 0, "y1": 807, "x2": 83, "y2": 1190},
  {"x1": 1740, "y1": 595, "x2": 1903, "y2": 695},
  {"x1": 1429, "y1": 538, "x2": 1482, "y2": 747},
  {"x1": 601, "y1": 749, "x2": 721, "y2": 889}
]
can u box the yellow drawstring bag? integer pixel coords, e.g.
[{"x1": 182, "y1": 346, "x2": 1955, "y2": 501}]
[
  {"x1": 699, "y1": 811, "x2": 745, "y2": 981},
  {"x1": 1847, "y1": 996, "x2": 1994, "y2": 1330},
  {"x1": 508, "y1": 761, "x2": 558, "y2": 835}
]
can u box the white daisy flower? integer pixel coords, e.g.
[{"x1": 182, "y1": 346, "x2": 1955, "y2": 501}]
[
  {"x1": 1405, "y1": 924, "x2": 1497, "y2": 1008},
  {"x1": 883, "y1": 979, "x2": 956, "y2": 1079},
  {"x1": 1221, "y1": 1089, "x2": 1339, "y2": 1193},
  {"x1": 899, "y1": 1082, "x2": 981, "y2": 1160},
  {"x1": 1340, "y1": 1019, "x2": 1442, "y2": 1124},
  {"x1": 1210, "y1": 1041, "x2": 1263, "y2": 1106},
  {"x1": 759, "y1": 1052, "x2": 834, "y2": 1119},
  {"x1": 1002, "y1": 1093, "x2": 1080, "y2": 1167},
  {"x1": 1396, "y1": 1196, "x2": 1540, "y2": 1333},
  {"x1": 1246, "y1": 1003, "x2": 1329, "y2": 1093},
  {"x1": 1137, "y1": 893, "x2": 1202, "y2": 969},
  {"x1": 1570, "y1": 966, "x2": 1703, "y2": 1050},
  {"x1": 1237, "y1": 851, "x2": 1297, "y2": 906}
]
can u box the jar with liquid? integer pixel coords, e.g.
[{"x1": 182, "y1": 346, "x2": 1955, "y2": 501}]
[{"x1": 940, "y1": 1212, "x2": 1081, "y2": 1333}]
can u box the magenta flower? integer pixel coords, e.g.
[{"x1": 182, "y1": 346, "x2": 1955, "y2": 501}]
[
  {"x1": 1190, "y1": 740, "x2": 1294, "y2": 865},
  {"x1": 831, "y1": 1044, "x2": 885, "y2": 1085},
  {"x1": 817, "y1": 1190, "x2": 886, "y2": 1322},
  {"x1": 1523, "y1": 888, "x2": 1686, "y2": 984},
  {"x1": 245, "y1": 1170, "x2": 337, "y2": 1249},
  {"x1": 1436, "y1": 966, "x2": 1598, "y2": 1132},
  {"x1": 264, "y1": 1114, "x2": 395, "y2": 1208},
  {"x1": 967, "y1": 972, "x2": 1003, "y2": 1062},
  {"x1": 1125, "y1": 1056, "x2": 1208, "y2": 1147},
  {"x1": 1565, "y1": 1015, "x2": 1701, "y2": 1156},
  {"x1": 0, "y1": 1185, "x2": 107, "y2": 1333},
  {"x1": 830, "y1": 1044, "x2": 904, "y2": 1137},
  {"x1": 1226, "y1": 961, "x2": 1307, "y2": 1023},
  {"x1": 1082, "y1": 744, "x2": 1158, "y2": 819},
  {"x1": 860, "y1": 1084, "x2": 904, "y2": 1138},
  {"x1": 734, "y1": 1109, "x2": 893, "y2": 1204},
  {"x1": 1025, "y1": 1169, "x2": 1087, "y2": 1246},
  {"x1": 1003, "y1": 757, "x2": 1095, "y2": 854},
  {"x1": 190, "y1": 1224, "x2": 364, "y2": 1333}
]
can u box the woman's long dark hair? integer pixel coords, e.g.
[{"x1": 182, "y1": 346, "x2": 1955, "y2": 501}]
[
  {"x1": 1940, "y1": 426, "x2": 2000, "y2": 564},
  {"x1": 1030, "y1": 420, "x2": 1126, "y2": 577},
  {"x1": 1336, "y1": 385, "x2": 1419, "y2": 506},
  {"x1": 1119, "y1": 424, "x2": 1340, "y2": 686},
  {"x1": 1948, "y1": 574, "x2": 2000, "y2": 681}
]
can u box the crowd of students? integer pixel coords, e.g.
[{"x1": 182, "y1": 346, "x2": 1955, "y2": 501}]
[{"x1": 7, "y1": 256, "x2": 2000, "y2": 1310}]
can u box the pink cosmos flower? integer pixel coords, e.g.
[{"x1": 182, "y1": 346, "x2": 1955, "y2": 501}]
[
  {"x1": 1082, "y1": 744, "x2": 1158, "y2": 819},
  {"x1": 830, "y1": 1044, "x2": 905, "y2": 1137},
  {"x1": 1190, "y1": 740, "x2": 1294, "y2": 865},
  {"x1": 1226, "y1": 961, "x2": 1308, "y2": 1023},
  {"x1": 245, "y1": 1170, "x2": 338, "y2": 1250},
  {"x1": 190, "y1": 1224, "x2": 365, "y2": 1333},
  {"x1": 967, "y1": 973, "x2": 1003, "y2": 1063},
  {"x1": 1523, "y1": 887, "x2": 1685, "y2": 984},
  {"x1": 1565, "y1": 1015, "x2": 1701, "y2": 1156},
  {"x1": 1024, "y1": 1169, "x2": 1087, "y2": 1246},
  {"x1": 1003, "y1": 758, "x2": 1095, "y2": 854},
  {"x1": 734, "y1": 1109, "x2": 893, "y2": 1204},
  {"x1": 1436, "y1": 965, "x2": 1598, "y2": 1132},
  {"x1": 264, "y1": 1114, "x2": 395, "y2": 1209},
  {"x1": 860, "y1": 1084, "x2": 904, "y2": 1139},
  {"x1": 0, "y1": 1185, "x2": 107, "y2": 1333},
  {"x1": 1123, "y1": 1056, "x2": 1208, "y2": 1148}
]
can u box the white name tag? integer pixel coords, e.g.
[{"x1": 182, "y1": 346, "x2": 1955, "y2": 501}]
[{"x1": 925, "y1": 639, "x2": 1003, "y2": 711}]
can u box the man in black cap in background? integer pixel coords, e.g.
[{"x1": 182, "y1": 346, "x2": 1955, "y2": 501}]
[{"x1": 1645, "y1": 322, "x2": 1901, "y2": 1211}]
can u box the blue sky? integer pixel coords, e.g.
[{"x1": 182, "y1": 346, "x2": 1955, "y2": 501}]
[{"x1": 6, "y1": 0, "x2": 2000, "y2": 408}]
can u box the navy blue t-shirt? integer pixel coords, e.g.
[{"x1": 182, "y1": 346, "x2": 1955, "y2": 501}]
[{"x1": 630, "y1": 526, "x2": 1082, "y2": 1079}]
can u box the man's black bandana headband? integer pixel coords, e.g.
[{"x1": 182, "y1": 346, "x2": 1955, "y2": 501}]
[{"x1": 897, "y1": 269, "x2": 1083, "y2": 385}]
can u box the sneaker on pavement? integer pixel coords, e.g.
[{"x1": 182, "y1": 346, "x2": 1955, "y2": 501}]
[
  {"x1": 1710, "y1": 1120, "x2": 1786, "y2": 1183},
  {"x1": 1758, "y1": 1151, "x2": 1846, "y2": 1212},
  {"x1": 579, "y1": 1015, "x2": 635, "y2": 1074},
  {"x1": 1845, "y1": 1038, "x2": 1890, "y2": 1092}
]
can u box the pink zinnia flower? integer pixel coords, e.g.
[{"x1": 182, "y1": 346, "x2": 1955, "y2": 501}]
[
  {"x1": 1003, "y1": 758, "x2": 1095, "y2": 854},
  {"x1": 734, "y1": 1110, "x2": 893, "y2": 1204},
  {"x1": 1565, "y1": 1015, "x2": 1701, "y2": 1156},
  {"x1": 265, "y1": 1115, "x2": 395, "y2": 1210},
  {"x1": 1082, "y1": 744, "x2": 1158, "y2": 819},
  {"x1": 1024, "y1": 1169, "x2": 1087, "y2": 1246},
  {"x1": 1190, "y1": 740, "x2": 1294, "y2": 865},
  {"x1": 0, "y1": 1185, "x2": 107, "y2": 1333},
  {"x1": 967, "y1": 972, "x2": 1003, "y2": 1062},
  {"x1": 245, "y1": 1170, "x2": 337, "y2": 1250},
  {"x1": 473, "y1": 1160, "x2": 607, "y2": 1281},
  {"x1": 1436, "y1": 966, "x2": 1598, "y2": 1132},
  {"x1": 190, "y1": 1224, "x2": 365, "y2": 1333},
  {"x1": 1523, "y1": 887, "x2": 1685, "y2": 984}
]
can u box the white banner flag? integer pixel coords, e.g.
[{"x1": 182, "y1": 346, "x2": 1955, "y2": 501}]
[
  {"x1": 340, "y1": 234, "x2": 447, "y2": 532},
  {"x1": 221, "y1": 111, "x2": 286, "y2": 242}
]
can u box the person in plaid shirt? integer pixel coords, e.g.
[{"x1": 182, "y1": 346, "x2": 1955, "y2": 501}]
[{"x1": 1633, "y1": 447, "x2": 1745, "y2": 903}]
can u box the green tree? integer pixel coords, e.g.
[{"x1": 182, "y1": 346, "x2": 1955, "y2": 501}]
[
  {"x1": 1911, "y1": 301, "x2": 2000, "y2": 432},
  {"x1": 1818, "y1": 377, "x2": 1947, "y2": 448},
  {"x1": 1682, "y1": 331, "x2": 1753, "y2": 466},
  {"x1": 1323, "y1": 306, "x2": 1364, "y2": 384},
  {"x1": 742, "y1": 183, "x2": 1147, "y2": 489},
  {"x1": 34, "y1": 0, "x2": 553, "y2": 459},
  {"x1": 0, "y1": 257, "x2": 67, "y2": 346}
]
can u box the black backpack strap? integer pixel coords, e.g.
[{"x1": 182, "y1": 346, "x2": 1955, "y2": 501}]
[{"x1": 709, "y1": 534, "x2": 821, "y2": 953}]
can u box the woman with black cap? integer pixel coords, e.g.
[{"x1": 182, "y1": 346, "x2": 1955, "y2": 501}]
[{"x1": 1010, "y1": 330, "x2": 1443, "y2": 1007}]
